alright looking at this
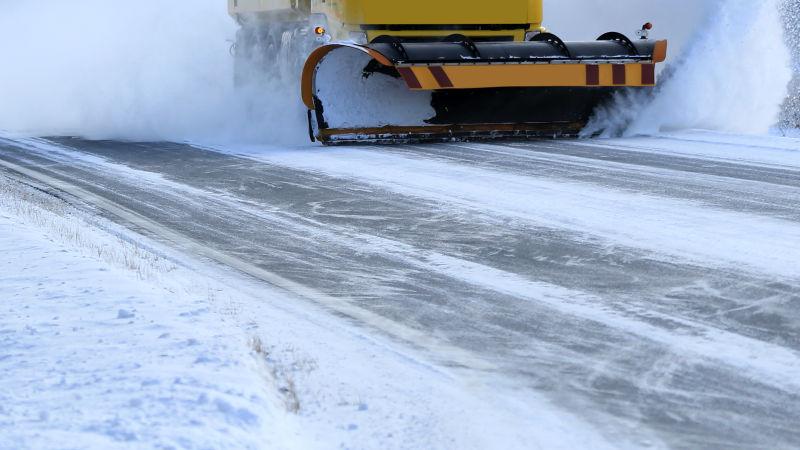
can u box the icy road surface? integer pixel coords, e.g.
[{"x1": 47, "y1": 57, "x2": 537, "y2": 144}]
[{"x1": 1, "y1": 131, "x2": 800, "y2": 449}]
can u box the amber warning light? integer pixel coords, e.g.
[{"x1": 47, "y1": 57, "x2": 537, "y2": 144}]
[{"x1": 638, "y1": 22, "x2": 653, "y2": 39}]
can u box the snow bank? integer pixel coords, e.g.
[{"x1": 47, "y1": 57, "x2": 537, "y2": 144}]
[
  {"x1": 0, "y1": 180, "x2": 301, "y2": 448},
  {"x1": 0, "y1": 0, "x2": 306, "y2": 145},
  {"x1": 585, "y1": 0, "x2": 793, "y2": 137}
]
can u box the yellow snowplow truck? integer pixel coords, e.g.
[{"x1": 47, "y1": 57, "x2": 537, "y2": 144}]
[{"x1": 229, "y1": 0, "x2": 668, "y2": 144}]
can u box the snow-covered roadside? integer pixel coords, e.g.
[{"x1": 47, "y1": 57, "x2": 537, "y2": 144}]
[
  {"x1": 0, "y1": 173, "x2": 614, "y2": 449},
  {"x1": 774, "y1": 127, "x2": 800, "y2": 138},
  {"x1": 0, "y1": 177, "x2": 304, "y2": 448}
]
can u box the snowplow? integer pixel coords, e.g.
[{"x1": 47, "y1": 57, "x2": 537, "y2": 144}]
[{"x1": 229, "y1": 0, "x2": 668, "y2": 144}]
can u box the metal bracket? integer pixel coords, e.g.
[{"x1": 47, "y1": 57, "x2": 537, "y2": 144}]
[
  {"x1": 597, "y1": 32, "x2": 639, "y2": 56},
  {"x1": 530, "y1": 32, "x2": 572, "y2": 59},
  {"x1": 371, "y1": 35, "x2": 410, "y2": 61},
  {"x1": 443, "y1": 34, "x2": 481, "y2": 59}
]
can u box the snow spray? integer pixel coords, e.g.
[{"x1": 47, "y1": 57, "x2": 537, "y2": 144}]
[
  {"x1": 779, "y1": 0, "x2": 800, "y2": 129},
  {"x1": 0, "y1": 0, "x2": 307, "y2": 144},
  {"x1": 583, "y1": 0, "x2": 794, "y2": 137}
]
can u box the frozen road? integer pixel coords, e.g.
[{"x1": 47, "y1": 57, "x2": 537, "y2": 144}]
[{"x1": 1, "y1": 132, "x2": 800, "y2": 449}]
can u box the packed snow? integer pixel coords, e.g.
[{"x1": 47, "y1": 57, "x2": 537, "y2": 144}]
[{"x1": 314, "y1": 49, "x2": 434, "y2": 129}]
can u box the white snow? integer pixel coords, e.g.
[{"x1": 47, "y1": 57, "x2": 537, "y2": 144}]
[
  {"x1": 314, "y1": 48, "x2": 434, "y2": 129},
  {"x1": 219, "y1": 137, "x2": 800, "y2": 281},
  {"x1": 774, "y1": 127, "x2": 800, "y2": 139},
  {"x1": 0, "y1": 0, "x2": 306, "y2": 145},
  {"x1": 0, "y1": 191, "x2": 301, "y2": 449},
  {"x1": 0, "y1": 171, "x2": 613, "y2": 449},
  {"x1": 585, "y1": 0, "x2": 792, "y2": 137},
  {"x1": 578, "y1": 129, "x2": 800, "y2": 169}
]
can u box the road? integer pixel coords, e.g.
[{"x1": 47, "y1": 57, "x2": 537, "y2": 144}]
[{"x1": 2, "y1": 132, "x2": 800, "y2": 449}]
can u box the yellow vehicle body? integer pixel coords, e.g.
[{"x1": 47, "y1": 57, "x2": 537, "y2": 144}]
[
  {"x1": 229, "y1": 0, "x2": 543, "y2": 41},
  {"x1": 339, "y1": 0, "x2": 541, "y2": 25},
  {"x1": 338, "y1": 0, "x2": 543, "y2": 41}
]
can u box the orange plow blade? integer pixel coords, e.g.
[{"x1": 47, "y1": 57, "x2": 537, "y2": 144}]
[{"x1": 301, "y1": 36, "x2": 668, "y2": 144}]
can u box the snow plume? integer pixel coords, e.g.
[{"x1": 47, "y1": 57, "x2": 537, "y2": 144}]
[
  {"x1": 0, "y1": 0, "x2": 306, "y2": 145},
  {"x1": 584, "y1": 0, "x2": 793, "y2": 137},
  {"x1": 779, "y1": 0, "x2": 800, "y2": 129}
]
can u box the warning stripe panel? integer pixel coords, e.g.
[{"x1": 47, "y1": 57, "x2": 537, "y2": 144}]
[
  {"x1": 429, "y1": 66, "x2": 454, "y2": 88},
  {"x1": 403, "y1": 63, "x2": 658, "y2": 90},
  {"x1": 586, "y1": 65, "x2": 600, "y2": 86},
  {"x1": 625, "y1": 64, "x2": 642, "y2": 85},
  {"x1": 641, "y1": 64, "x2": 656, "y2": 85},
  {"x1": 612, "y1": 65, "x2": 626, "y2": 85},
  {"x1": 598, "y1": 65, "x2": 613, "y2": 86},
  {"x1": 397, "y1": 67, "x2": 422, "y2": 89}
]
